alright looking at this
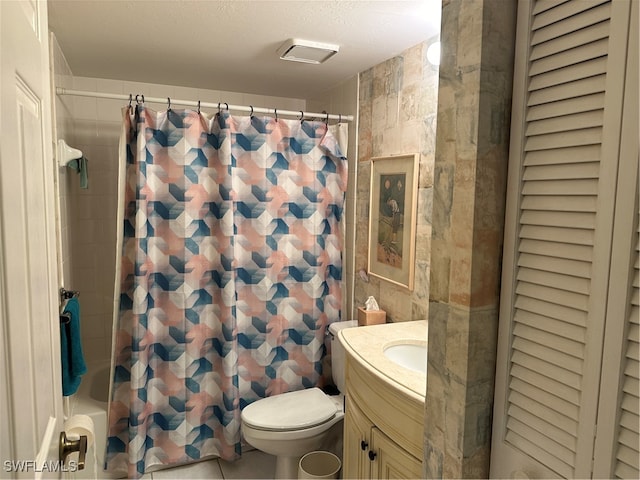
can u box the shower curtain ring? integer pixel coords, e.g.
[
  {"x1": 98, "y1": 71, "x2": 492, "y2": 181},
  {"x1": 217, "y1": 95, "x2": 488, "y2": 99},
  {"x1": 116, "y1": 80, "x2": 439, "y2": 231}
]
[
  {"x1": 249, "y1": 105, "x2": 253, "y2": 117},
  {"x1": 274, "y1": 109, "x2": 278, "y2": 122},
  {"x1": 167, "y1": 97, "x2": 171, "y2": 111},
  {"x1": 299, "y1": 110, "x2": 304, "y2": 122},
  {"x1": 224, "y1": 103, "x2": 229, "y2": 111},
  {"x1": 338, "y1": 114, "x2": 342, "y2": 124},
  {"x1": 323, "y1": 111, "x2": 328, "y2": 125},
  {"x1": 217, "y1": 102, "x2": 221, "y2": 114},
  {"x1": 197, "y1": 100, "x2": 201, "y2": 114}
]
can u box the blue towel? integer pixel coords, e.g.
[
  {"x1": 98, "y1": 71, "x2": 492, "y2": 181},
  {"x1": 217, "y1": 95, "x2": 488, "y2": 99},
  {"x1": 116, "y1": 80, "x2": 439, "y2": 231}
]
[{"x1": 60, "y1": 297, "x2": 87, "y2": 396}]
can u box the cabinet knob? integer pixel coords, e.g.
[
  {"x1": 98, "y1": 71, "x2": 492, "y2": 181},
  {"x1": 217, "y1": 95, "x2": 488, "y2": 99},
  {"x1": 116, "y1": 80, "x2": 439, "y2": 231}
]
[
  {"x1": 368, "y1": 450, "x2": 377, "y2": 461},
  {"x1": 360, "y1": 440, "x2": 368, "y2": 451}
]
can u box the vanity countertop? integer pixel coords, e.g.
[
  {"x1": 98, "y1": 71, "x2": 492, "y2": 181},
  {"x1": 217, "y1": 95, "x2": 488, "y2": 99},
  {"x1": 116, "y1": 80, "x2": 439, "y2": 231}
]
[{"x1": 338, "y1": 320, "x2": 427, "y2": 403}]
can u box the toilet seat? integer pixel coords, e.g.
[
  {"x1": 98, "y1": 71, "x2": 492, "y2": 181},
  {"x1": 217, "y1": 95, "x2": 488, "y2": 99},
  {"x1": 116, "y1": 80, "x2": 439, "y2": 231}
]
[{"x1": 241, "y1": 387, "x2": 338, "y2": 431}]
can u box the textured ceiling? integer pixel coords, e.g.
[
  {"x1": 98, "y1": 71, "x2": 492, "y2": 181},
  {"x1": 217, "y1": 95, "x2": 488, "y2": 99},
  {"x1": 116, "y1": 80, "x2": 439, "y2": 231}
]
[{"x1": 48, "y1": 0, "x2": 441, "y2": 99}]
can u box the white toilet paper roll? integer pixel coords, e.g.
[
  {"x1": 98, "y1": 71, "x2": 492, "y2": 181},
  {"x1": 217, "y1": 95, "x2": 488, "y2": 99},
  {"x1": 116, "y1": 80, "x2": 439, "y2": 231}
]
[{"x1": 63, "y1": 414, "x2": 95, "y2": 449}]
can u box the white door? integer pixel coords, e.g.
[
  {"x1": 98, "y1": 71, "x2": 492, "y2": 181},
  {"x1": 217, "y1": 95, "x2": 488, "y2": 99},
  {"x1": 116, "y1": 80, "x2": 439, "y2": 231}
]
[{"x1": 0, "y1": 0, "x2": 64, "y2": 477}]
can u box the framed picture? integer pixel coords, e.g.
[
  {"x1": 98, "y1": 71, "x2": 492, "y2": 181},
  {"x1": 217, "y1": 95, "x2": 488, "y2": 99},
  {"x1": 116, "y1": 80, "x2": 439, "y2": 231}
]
[{"x1": 367, "y1": 153, "x2": 419, "y2": 290}]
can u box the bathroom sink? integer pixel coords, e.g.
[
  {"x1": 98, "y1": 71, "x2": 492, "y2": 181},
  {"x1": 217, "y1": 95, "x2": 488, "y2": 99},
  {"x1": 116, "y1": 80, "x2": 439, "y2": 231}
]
[
  {"x1": 383, "y1": 342, "x2": 427, "y2": 374},
  {"x1": 339, "y1": 320, "x2": 427, "y2": 399}
]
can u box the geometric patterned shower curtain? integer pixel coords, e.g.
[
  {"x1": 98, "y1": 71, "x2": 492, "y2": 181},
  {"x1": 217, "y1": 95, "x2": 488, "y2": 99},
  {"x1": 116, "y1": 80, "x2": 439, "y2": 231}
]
[{"x1": 105, "y1": 106, "x2": 347, "y2": 477}]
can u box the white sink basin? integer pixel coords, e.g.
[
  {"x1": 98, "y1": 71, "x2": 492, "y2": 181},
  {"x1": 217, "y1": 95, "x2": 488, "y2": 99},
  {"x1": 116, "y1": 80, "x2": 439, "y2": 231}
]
[
  {"x1": 340, "y1": 320, "x2": 427, "y2": 399},
  {"x1": 383, "y1": 342, "x2": 427, "y2": 374}
]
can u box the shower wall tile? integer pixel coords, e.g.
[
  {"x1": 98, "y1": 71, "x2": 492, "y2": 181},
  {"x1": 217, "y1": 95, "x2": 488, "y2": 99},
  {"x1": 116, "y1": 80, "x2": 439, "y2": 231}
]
[
  {"x1": 135, "y1": 82, "x2": 173, "y2": 102},
  {"x1": 73, "y1": 121, "x2": 98, "y2": 147},
  {"x1": 122, "y1": 80, "x2": 150, "y2": 99},
  {"x1": 72, "y1": 77, "x2": 99, "y2": 121},
  {"x1": 96, "y1": 79, "x2": 125, "y2": 122},
  {"x1": 354, "y1": 39, "x2": 439, "y2": 322},
  {"x1": 94, "y1": 122, "x2": 121, "y2": 146},
  {"x1": 96, "y1": 78, "x2": 125, "y2": 94},
  {"x1": 243, "y1": 93, "x2": 267, "y2": 109},
  {"x1": 97, "y1": 100, "x2": 123, "y2": 123},
  {"x1": 51, "y1": 34, "x2": 76, "y2": 290},
  {"x1": 81, "y1": 337, "x2": 109, "y2": 364},
  {"x1": 219, "y1": 90, "x2": 244, "y2": 107},
  {"x1": 171, "y1": 86, "x2": 200, "y2": 103}
]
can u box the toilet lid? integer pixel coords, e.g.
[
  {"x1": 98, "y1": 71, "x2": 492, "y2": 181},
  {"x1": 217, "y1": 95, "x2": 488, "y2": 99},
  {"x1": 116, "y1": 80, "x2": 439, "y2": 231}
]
[{"x1": 241, "y1": 387, "x2": 337, "y2": 431}]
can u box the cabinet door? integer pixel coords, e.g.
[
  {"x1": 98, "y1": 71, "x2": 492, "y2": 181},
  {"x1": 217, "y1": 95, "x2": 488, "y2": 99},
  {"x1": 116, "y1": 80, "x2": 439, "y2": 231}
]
[
  {"x1": 370, "y1": 427, "x2": 422, "y2": 479},
  {"x1": 343, "y1": 397, "x2": 372, "y2": 479}
]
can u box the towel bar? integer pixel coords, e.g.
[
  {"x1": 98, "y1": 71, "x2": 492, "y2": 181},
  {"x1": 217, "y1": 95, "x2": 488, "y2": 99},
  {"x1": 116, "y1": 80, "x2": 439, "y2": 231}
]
[
  {"x1": 59, "y1": 288, "x2": 80, "y2": 319},
  {"x1": 60, "y1": 288, "x2": 79, "y2": 301},
  {"x1": 57, "y1": 140, "x2": 83, "y2": 167}
]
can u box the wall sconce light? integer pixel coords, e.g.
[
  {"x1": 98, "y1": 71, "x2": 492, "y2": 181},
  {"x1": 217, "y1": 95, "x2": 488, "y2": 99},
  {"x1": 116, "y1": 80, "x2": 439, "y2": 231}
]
[{"x1": 427, "y1": 41, "x2": 441, "y2": 66}]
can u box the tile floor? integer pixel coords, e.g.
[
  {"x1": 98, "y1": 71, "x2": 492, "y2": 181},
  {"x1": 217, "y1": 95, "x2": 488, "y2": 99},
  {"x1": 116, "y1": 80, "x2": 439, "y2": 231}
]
[{"x1": 141, "y1": 450, "x2": 276, "y2": 479}]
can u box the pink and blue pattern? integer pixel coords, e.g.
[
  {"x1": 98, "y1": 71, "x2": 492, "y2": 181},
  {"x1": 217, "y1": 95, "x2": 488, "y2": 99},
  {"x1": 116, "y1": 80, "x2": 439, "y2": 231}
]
[{"x1": 105, "y1": 106, "x2": 347, "y2": 477}]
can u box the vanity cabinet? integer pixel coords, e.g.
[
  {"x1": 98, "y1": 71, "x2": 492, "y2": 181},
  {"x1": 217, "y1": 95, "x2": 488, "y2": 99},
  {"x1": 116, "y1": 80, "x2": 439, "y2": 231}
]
[
  {"x1": 344, "y1": 397, "x2": 422, "y2": 479},
  {"x1": 343, "y1": 396, "x2": 372, "y2": 479},
  {"x1": 342, "y1": 353, "x2": 424, "y2": 479},
  {"x1": 371, "y1": 427, "x2": 423, "y2": 478}
]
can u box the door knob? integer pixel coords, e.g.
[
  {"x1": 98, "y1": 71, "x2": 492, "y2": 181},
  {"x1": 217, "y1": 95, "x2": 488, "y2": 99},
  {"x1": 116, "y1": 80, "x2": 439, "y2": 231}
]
[
  {"x1": 368, "y1": 450, "x2": 377, "y2": 461},
  {"x1": 360, "y1": 440, "x2": 368, "y2": 451},
  {"x1": 59, "y1": 432, "x2": 87, "y2": 470}
]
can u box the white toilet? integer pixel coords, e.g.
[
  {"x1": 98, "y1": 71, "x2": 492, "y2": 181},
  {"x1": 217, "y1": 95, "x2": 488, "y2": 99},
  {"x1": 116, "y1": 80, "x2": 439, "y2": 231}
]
[{"x1": 241, "y1": 320, "x2": 357, "y2": 479}]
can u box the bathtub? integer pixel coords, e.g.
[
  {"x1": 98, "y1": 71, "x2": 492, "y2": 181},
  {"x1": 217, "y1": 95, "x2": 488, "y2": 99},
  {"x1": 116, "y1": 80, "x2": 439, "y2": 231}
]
[{"x1": 68, "y1": 362, "x2": 115, "y2": 479}]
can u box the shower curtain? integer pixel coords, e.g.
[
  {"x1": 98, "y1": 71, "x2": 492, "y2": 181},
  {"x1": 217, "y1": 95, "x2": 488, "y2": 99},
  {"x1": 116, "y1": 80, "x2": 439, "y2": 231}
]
[{"x1": 105, "y1": 105, "x2": 347, "y2": 477}]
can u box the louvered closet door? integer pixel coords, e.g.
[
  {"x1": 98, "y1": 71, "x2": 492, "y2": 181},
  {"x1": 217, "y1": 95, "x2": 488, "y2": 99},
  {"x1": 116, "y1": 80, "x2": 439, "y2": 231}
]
[
  {"x1": 592, "y1": 6, "x2": 639, "y2": 476},
  {"x1": 601, "y1": 211, "x2": 640, "y2": 479},
  {"x1": 614, "y1": 216, "x2": 640, "y2": 478},
  {"x1": 490, "y1": 0, "x2": 633, "y2": 478}
]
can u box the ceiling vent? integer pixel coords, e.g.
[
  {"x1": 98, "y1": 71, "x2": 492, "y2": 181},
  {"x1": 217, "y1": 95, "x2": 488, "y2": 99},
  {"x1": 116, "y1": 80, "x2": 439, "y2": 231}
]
[{"x1": 277, "y1": 38, "x2": 339, "y2": 64}]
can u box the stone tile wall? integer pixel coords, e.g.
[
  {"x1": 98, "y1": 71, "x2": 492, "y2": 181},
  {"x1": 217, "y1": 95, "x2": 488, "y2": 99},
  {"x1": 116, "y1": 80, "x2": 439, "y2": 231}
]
[
  {"x1": 424, "y1": 0, "x2": 516, "y2": 477},
  {"x1": 355, "y1": 40, "x2": 439, "y2": 322}
]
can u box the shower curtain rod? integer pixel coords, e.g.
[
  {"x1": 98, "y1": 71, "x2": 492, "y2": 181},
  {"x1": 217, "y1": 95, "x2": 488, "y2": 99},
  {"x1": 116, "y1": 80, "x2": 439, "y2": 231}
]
[{"x1": 56, "y1": 88, "x2": 354, "y2": 122}]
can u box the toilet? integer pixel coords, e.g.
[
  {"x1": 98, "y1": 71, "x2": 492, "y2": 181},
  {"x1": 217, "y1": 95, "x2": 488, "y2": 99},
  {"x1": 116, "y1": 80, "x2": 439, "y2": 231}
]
[{"x1": 241, "y1": 320, "x2": 357, "y2": 479}]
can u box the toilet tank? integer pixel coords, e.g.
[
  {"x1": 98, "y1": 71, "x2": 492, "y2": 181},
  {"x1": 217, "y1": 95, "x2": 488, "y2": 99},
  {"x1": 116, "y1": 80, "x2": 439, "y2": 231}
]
[{"x1": 329, "y1": 320, "x2": 358, "y2": 393}]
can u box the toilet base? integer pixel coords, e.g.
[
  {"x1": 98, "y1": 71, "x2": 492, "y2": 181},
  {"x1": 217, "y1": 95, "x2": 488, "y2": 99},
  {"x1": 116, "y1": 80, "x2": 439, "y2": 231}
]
[
  {"x1": 275, "y1": 454, "x2": 301, "y2": 480},
  {"x1": 241, "y1": 394, "x2": 346, "y2": 478}
]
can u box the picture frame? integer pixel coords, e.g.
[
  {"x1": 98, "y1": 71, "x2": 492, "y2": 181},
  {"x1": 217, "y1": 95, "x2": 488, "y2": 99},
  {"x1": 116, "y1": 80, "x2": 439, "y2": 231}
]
[{"x1": 367, "y1": 153, "x2": 419, "y2": 290}]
